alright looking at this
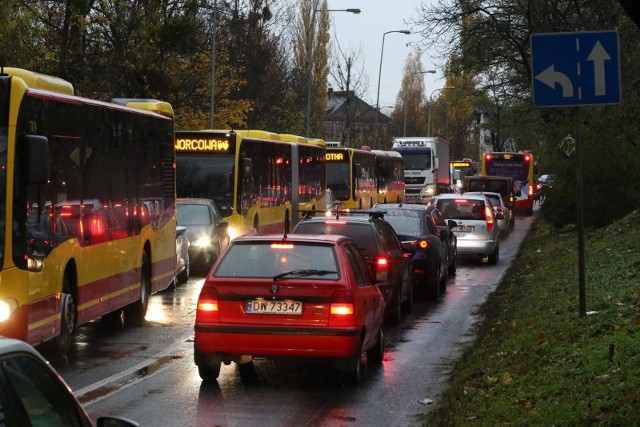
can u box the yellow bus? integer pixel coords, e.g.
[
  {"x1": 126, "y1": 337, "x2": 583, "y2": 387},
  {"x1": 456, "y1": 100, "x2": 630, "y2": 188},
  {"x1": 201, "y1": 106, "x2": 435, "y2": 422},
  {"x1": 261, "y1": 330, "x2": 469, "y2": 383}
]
[
  {"x1": 371, "y1": 149, "x2": 405, "y2": 204},
  {"x1": 0, "y1": 68, "x2": 177, "y2": 355},
  {"x1": 175, "y1": 130, "x2": 326, "y2": 238},
  {"x1": 326, "y1": 147, "x2": 376, "y2": 209}
]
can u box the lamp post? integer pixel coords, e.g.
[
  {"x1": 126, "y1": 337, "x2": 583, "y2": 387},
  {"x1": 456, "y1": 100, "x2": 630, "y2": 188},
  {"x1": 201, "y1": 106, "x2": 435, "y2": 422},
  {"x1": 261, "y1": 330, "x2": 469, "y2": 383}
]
[
  {"x1": 375, "y1": 30, "x2": 411, "y2": 142},
  {"x1": 403, "y1": 69, "x2": 436, "y2": 137},
  {"x1": 427, "y1": 86, "x2": 455, "y2": 137},
  {"x1": 306, "y1": 6, "x2": 360, "y2": 137},
  {"x1": 209, "y1": 0, "x2": 218, "y2": 129}
]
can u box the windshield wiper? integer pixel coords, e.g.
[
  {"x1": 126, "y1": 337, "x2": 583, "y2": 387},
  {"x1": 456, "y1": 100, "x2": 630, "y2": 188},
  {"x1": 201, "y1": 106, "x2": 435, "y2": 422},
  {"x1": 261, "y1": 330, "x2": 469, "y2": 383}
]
[{"x1": 273, "y1": 269, "x2": 337, "y2": 280}]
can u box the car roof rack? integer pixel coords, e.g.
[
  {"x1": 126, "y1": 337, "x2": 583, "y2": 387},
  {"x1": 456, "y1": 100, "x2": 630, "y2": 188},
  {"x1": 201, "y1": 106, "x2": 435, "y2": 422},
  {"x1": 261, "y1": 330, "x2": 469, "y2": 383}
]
[
  {"x1": 349, "y1": 210, "x2": 386, "y2": 220},
  {"x1": 299, "y1": 210, "x2": 327, "y2": 220}
]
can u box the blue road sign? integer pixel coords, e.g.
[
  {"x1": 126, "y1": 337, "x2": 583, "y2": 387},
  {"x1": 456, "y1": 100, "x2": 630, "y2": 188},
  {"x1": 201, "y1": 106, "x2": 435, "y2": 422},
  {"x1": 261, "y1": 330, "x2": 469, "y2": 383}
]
[{"x1": 531, "y1": 31, "x2": 620, "y2": 107}]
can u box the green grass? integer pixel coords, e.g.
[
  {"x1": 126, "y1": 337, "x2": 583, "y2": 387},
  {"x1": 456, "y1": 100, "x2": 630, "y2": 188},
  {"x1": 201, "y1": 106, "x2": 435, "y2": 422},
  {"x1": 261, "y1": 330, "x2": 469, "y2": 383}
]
[{"x1": 423, "y1": 210, "x2": 640, "y2": 426}]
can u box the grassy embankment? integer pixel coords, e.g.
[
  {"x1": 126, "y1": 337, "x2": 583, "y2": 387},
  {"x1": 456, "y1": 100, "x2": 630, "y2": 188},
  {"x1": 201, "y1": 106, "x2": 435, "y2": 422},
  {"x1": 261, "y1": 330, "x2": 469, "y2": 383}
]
[{"x1": 424, "y1": 209, "x2": 640, "y2": 426}]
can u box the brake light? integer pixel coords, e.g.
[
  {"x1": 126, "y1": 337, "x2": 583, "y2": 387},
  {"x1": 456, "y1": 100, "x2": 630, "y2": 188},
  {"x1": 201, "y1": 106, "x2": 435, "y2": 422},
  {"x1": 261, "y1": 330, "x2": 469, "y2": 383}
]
[
  {"x1": 330, "y1": 291, "x2": 354, "y2": 316},
  {"x1": 90, "y1": 217, "x2": 104, "y2": 236},
  {"x1": 376, "y1": 257, "x2": 389, "y2": 270},
  {"x1": 326, "y1": 220, "x2": 347, "y2": 225},
  {"x1": 485, "y1": 206, "x2": 494, "y2": 232},
  {"x1": 196, "y1": 285, "x2": 219, "y2": 323}
]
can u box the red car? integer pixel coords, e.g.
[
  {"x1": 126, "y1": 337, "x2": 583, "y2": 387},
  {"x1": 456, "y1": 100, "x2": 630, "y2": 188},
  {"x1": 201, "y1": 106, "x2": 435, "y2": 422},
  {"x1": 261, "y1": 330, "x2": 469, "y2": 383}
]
[{"x1": 194, "y1": 234, "x2": 385, "y2": 384}]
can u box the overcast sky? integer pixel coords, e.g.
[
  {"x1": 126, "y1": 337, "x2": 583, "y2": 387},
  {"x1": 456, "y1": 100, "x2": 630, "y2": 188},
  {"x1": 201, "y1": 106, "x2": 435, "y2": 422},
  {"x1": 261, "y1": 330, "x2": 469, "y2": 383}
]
[{"x1": 325, "y1": 0, "x2": 443, "y2": 114}]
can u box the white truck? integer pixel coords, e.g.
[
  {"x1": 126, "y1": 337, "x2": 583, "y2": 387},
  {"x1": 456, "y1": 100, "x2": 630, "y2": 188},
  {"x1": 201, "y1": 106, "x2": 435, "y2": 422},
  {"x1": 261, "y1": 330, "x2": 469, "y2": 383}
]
[{"x1": 391, "y1": 137, "x2": 451, "y2": 202}]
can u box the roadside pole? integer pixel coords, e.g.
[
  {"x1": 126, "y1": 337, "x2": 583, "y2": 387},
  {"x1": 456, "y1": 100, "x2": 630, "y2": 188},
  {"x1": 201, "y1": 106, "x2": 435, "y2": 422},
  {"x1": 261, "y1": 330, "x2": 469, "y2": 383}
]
[
  {"x1": 531, "y1": 30, "x2": 620, "y2": 317},
  {"x1": 573, "y1": 108, "x2": 586, "y2": 316}
]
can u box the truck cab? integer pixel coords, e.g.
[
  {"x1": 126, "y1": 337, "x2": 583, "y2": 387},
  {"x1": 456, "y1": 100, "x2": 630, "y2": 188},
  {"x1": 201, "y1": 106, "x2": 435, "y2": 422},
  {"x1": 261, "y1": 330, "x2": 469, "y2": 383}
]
[{"x1": 392, "y1": 137, "x2": 450, "y2": 202}]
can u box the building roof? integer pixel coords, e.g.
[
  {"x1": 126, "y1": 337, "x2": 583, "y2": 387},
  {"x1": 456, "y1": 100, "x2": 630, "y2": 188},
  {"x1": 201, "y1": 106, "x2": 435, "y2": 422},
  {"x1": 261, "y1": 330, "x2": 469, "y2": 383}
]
[{"x1": 326, "y1": 89, "x2": 390, "y2": 123}]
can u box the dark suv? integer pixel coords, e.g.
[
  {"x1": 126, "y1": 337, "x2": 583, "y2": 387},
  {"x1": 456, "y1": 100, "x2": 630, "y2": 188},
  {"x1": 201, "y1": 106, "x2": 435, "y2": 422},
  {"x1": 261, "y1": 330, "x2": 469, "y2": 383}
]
[
  {"x1": 292, "y1": 212, "x2": 413, "y2": 324},
  {"x1": 372, "y1": 204, "x2": 457, "y2": 300}
]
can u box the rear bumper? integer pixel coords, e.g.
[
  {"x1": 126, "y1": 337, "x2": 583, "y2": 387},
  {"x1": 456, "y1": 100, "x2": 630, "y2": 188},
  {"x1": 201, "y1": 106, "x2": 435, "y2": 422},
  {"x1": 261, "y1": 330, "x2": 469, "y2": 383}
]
[
  {"x1": 456, "y1": 239, "x2": 497, "y2": 256},
  {"x1": 194, "y1": 324, "x2": 361, "y2": 361}
]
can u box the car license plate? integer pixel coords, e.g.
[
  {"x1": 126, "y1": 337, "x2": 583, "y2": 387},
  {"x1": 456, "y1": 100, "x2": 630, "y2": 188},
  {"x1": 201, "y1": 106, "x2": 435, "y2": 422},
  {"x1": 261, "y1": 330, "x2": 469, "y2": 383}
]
[
  {"x1": 453, "y1": 225, "x2": 474, "y2": 233},
  {"x1": 246, "y1": 299, "x2": 303, "y2": 315}
]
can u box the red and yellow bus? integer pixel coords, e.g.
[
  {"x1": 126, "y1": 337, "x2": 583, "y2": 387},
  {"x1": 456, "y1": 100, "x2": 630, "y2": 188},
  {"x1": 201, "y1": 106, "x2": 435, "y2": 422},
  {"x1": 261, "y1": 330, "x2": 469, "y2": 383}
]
[
  {"x1": 175, "y1": 130, "x2": 326, "y2": 238},
  {"x1": 482, "y1": 152, "x2": 535, "y2": 215},
  {"x1": 0, "y1": 68, "x2": 177, "y2": 355},
  {"x1": 371, "y1": 149, "x2": 405, "y2": 204},
  {"x1": 326, "y1": 147, "x2": 376, "y2": 209}
]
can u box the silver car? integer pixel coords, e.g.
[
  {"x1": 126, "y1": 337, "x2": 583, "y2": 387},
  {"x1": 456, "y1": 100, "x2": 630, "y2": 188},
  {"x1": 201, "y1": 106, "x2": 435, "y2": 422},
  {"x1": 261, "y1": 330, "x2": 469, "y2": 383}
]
[
  {"x1": 464, "y1": 191, "x2": 511, "y2": 237},
  {"x1": 434, "y1": 193, "x2": 500, "y2": 265}
]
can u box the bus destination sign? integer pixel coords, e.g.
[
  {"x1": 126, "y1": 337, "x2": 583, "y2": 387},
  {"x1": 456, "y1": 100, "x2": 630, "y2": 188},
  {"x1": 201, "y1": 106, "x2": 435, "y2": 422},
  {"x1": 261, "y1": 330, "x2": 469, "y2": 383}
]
[
  {"x1": 326, "y1": 151, "x2": 345, "y2": 161},
  {"x1": 175, "y1": 132, "x2": 234, "y2": 153}
]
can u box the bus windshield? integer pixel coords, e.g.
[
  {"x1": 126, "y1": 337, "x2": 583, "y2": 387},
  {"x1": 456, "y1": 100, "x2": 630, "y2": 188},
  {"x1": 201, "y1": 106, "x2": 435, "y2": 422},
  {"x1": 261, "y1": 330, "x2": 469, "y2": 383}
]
[
  {"x1": 326, "y1": 161, "x2": 351, "y2": 201},
  {"x1": 176, "y1": 154, "x2": 235, "y2": 214},
  {"x1": 402, "y1": 151, "x2": 432, "y2": 170}
]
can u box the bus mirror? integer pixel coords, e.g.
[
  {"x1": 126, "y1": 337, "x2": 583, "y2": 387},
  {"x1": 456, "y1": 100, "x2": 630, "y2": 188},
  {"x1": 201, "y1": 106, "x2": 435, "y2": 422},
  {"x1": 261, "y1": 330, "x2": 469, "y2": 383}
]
[
  {"x1": 433, "y1": 158, "x2": 439, "y2": 171},
  {"x1": 26, "y1": 135, "x2": 50, "y2": 184},
  {"x1": 241, "y1": 158, "x2": 252, "y2": 178},
  {"x1": 355, "y1": 163, "x2": 362, "y2": 178}
]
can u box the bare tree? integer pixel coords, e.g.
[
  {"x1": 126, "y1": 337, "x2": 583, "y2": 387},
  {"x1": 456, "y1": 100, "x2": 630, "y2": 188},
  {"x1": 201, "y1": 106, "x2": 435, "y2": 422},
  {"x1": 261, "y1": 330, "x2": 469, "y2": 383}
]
[{"x1": 325, "y1": 40, "x2": 370, "y2": 146}]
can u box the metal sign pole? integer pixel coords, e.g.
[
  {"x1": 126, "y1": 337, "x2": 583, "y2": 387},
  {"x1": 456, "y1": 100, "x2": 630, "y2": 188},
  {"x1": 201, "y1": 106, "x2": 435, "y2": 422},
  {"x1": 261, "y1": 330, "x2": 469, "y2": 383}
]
[{"x1": 574, "y1": 107, "x2": 586, "y2": 317}]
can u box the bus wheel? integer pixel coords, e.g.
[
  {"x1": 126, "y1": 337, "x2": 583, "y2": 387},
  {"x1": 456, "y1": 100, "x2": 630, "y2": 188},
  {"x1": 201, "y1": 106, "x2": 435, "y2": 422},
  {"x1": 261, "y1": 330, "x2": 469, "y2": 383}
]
[
  {"x1": 52, "y1": 276, "x2": 76, "y2": 356},
  {"x1": 124, "y1": 250, "x2": 150, "y2": 326}
]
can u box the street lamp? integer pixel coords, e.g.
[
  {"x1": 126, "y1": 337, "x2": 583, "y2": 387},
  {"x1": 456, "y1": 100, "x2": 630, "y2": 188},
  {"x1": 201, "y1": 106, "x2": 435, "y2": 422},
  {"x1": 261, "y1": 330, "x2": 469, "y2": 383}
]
[
  {"x1": 375, "y1": 30, "x2": 411, "y2": 141},
  {"x1": 427, "y1": 86, "x2": 455, "y2": 137},
  {"x1": 403, "y1": 69, "x2": 436, "y2": 137},
  {"x1": 209, "y1": 0, "x2": 218, "y2": 129},
  {"x1": 306, "y1": 7, "x2": 360, "y2": 137}
]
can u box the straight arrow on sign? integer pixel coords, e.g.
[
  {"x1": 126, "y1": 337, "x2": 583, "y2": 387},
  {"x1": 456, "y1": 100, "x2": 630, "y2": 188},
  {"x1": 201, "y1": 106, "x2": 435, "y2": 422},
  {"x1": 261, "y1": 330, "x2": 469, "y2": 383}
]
[{"x1": 587, "y1": 41, "x2": 611, "y2": 96}]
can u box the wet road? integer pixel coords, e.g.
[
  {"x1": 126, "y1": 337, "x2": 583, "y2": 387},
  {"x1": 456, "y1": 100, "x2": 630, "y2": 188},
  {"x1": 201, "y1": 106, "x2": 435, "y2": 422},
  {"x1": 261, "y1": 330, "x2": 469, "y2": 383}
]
[{"x1": 48, "y1": 211, "x2": 537, "y2": 427}]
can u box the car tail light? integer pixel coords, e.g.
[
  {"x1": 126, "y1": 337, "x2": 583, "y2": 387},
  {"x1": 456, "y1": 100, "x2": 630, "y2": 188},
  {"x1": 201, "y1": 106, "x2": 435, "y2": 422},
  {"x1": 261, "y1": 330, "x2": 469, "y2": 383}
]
[
  {"x1": 485, "y1": 206, "x2": 495, "y2": 232},
  {"x1": 375, "y1": 257, "x2": 389, "y2": 282},
  {"x1": 528, "y1": 184, "x2": 533, "y2": 197},
  {"x1": 196, "y1": 285, "x2": 219, "y2": 323},
  {"x1": 330, "y1": 291, "x2": 354, "y2": 316}
]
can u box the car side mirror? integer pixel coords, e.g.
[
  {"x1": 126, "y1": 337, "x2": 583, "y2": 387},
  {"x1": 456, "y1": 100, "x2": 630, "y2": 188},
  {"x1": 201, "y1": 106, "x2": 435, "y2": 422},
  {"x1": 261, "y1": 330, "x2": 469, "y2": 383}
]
[
  {"x1": 176, "y1": 226, "x2": 187, "y2": 236},
  {"x1": 515, "y1": 190, "x2": 522, "y2": 197},
  {"x1": 447, "y1": 219, "x2": 457, "y2": 229},
  {"x1": 217, "y1": 219, "x2": 229, "y2": 228}
]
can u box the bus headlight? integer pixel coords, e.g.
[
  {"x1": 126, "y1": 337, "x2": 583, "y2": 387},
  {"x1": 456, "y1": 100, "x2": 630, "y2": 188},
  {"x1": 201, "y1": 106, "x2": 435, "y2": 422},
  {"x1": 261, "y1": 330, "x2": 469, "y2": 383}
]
[
  {"x1": 227, "y1": 227, "x2": 239, "y2": 241},
  {"x1": 0, "y1": 299, "x2": 18, "y2": 323}
]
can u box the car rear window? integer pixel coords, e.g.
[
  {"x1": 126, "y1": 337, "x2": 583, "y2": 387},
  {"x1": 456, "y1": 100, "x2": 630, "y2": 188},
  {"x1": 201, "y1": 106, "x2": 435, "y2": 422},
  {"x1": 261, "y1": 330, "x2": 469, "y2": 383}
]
[
  {"x1": 485, "y1": 195, "x2": 501, "y2": 207},
  {"x1": 294, "y1": 221, "x2": 378, "y2": 257},
  {"x1": 213, "y1": 242, "x2": 339, "y2": 280},
  {"x1": 380, "y1": 212, "x2": 422, "y2": 238},
  {"x1": 437, "y1": 199, "x2": 486, "y2": 220}
]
